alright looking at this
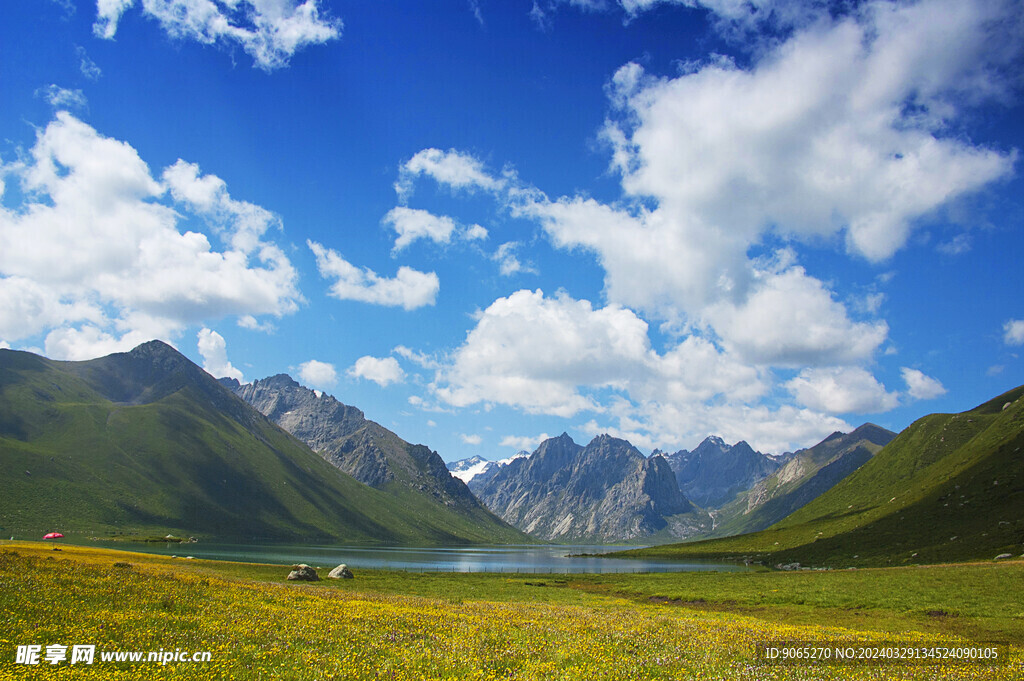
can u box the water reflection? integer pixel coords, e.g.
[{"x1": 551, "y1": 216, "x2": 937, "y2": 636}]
[{"x1": 82, "y1": 541, "x2": 751, "y2": 574}]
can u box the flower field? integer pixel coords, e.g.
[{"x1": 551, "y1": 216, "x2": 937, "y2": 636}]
[{"x1": 0, "y1": 544, "x2": 1019, "y2": 680}]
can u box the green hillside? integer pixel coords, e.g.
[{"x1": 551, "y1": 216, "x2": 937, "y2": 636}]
[
  {"x1": 0, "y1": 343, "x2": 526, "y2": 544},
  {"x1": 709, "y1": 424, "x2": 894, "y2": 538},
  {"x1": 618, "y1": 385, "x2": 1024, "y2": 567}
]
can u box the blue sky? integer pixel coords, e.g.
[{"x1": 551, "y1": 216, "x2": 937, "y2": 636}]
[{"x1": 2, "y1": 0, "x2": 1022, "y2": 461}]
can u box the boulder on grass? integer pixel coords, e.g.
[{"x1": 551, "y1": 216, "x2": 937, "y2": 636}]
[
  {"x1": 287, "y1": 564, "x2": 319, "y2": 581},
  {"x1": 328, "y1": 564, "x2": 354, "y2": 579}
]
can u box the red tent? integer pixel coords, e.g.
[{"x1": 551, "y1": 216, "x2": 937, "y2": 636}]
[{"x1": 42, "y1": 532, "x2": 64, "y2": 539}]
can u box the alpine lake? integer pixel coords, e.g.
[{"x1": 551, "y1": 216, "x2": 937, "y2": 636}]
[{"x1": 78, "y1": 540, "x2": 755, "y2": 573}]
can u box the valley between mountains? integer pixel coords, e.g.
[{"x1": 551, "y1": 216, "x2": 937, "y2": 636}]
[{"x1": 2, "y1": 340, "x2": 1021, "y2": 568}]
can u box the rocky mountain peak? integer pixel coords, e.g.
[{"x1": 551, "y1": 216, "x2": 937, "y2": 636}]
[
  {"x1": 664, "y1": 436, "x2": 781, "y2": 508},
  {"x1": 471, "y1": 431, "x2": 695, "y2": 542}
]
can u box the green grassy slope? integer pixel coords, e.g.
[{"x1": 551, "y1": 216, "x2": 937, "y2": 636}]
[
  {"x1": 710, "y1": 424, "x2": 893, "y2": 538},
  {"x1": 0, "y1": 345, "x2": 525, "y2": 544},
  {"x1": 618, "y1": 385, "x2": 1024, "y2": 567}
]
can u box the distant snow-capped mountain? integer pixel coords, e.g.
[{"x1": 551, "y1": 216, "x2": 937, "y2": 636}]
[{"x1": 447, "y1": 451, "x2": 529, "y2": 485}]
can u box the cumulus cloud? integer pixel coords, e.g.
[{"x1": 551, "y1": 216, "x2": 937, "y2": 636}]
[
  {"x1": 93, "y1": 0, "x2": 341, "y2": 70},
  {"x1": 423, "y1": 285, "x2": 879, "y2": 452},
  {"x1": 0, "y1": 113, "x2": 301, "y2": 360},
  {"x1": 787, "y1": 366, "x2": 899, "y2": 414},
  {"x1": 901, "y1": 367, "x2": 947, "y2": 400},
  {"x1": 432, "y1": 288, "x2": 769, "y2": 418},
  {"x1": 297, "y1": 359, "x2": 337, "y2": 388},
  {"x1": 197, "y1": 327, "x2": 243, "y2": 381},
  {"x1": 382, "y1": 207, "x2": 480, "y2": 252},
  {"x1": 433, "y1": 289, "x2": 652, "y2": 417},
  {"x1": 602, "y1": 0, "x2": 1017, "y2": 262},
  {"x1": 395, "y1": 148, "x2": 504, "y2": 202},
  {"x1": 349, "y1": 355, "x2": 405, "y2": 387},
  {"x1": 460, "y1": 433, "x2": 483, "y2": 445},
  {"x1": 308, "y1": 240, "x2": 439, "y2": 310},
  {"x1": 502, "y1": 0, "x2": 1021, "y2": 340},
  {"x1": 705, "y1": 265, "x2": 889, "y2": 367},
  {"x1": 1004, "y1": 319, "x2": 1024, "y2": 346}
]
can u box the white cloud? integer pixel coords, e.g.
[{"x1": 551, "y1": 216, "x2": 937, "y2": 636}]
[
  {"x1": 197, "y1": 327, "x2": 243, "y2": 381},
  {"x1": 383, "y1": 207, "x2": 457, "y2": 252},
  {"x1": 618, "y1": 0, "x2": 826, "y2": 32},
  {"x1": 94, "y1": 0, "x2": 133, "y2": 39},
  {"x1": 705, "y1": 265, "x2": 889, "y2": 367},
  {"x1": 94, "y1": 0, "x2": 341, "y2": 70},
  {"x1": 297, "y1": 359, "x2": 337, "y2": 388},
  {"x1": 507, "y1": 0, "x2": 1020, "y2": 337},
  {"x1": 492, "y1": 242, "x2": 535, "y2": 277},
  {"x1": 582, "y1": 400, "x2": 851, "y2": 456},
  {"x1": 787, "y1": 366, "x2": 899, "y2": 414},
  {"x1": 77, "y1": 46, "x2": 102, "y2": 80},
  {"x1": 308, "y1": 240, "x2": 439, "y2": 310},
  {"x1": 603, "y1": 1, "x2": 1016, "y2": 263},
  {"x1": 393, "y1": 345, "x2": 441, "y2": 370},
  {"x1": 433, "y1": 289, "x2": 651, "y2": 417},
  {"x1": 427, "y1": 287, "x2": 860, "y2": 452},
  {"x1": 433, "y1": 288, "x2": 766, "y2": 417},
  {"x1": 238, "y1": 314, "x2": 276, "y2": 333},
  {"x1": 395, "y1": 148, "x2": 504, "y2": 202},
  {"x1": 349, "y1": 355, "x2": 405, "y2": 387},
  {"x1": 45, "y1": 325, "x2": 168, "y2": 362},
  {"x1": 1003, "y1": 319, "x2": 1024, "y2": 346},
  {"x1": 460, "y1": 433, "x2": 483, "y2": 445},
  {"x1": 499, "y1": 433, "x2": 552, "y2": 451},
  {"x1": 937, "y1": 234, "x2": 972, "y2": 256},
  {"x1": 37, "y1": 85, "x2": 88, "y2": 110},
  {"x1": 901, "y1": 367, "x2": 947, "y2": 400},
  {"x1": 464, "y1": 223, "x2": 488, "y2": 241},
  {"x1": 407, "y1": 394, "x2": 452, "y2": 413},
  {"x1": 0, "y1": 113, "x2": 301, "y2": 358},
  {"x1": 468, "y1": 0, "x2": 484, "y2": 25}
]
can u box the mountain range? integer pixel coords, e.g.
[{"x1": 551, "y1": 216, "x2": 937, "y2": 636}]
[
  {"x1": 469, "y1": 433, "x2": 697, "y2": 542},
  {"x1": 0, "y1": 342, "x2": 523, "y2": 544},
  {"x1": 457, "y1": 427, "x2": 896, "y2": 544},
  {"x1": 3, "y1": 340, "x2": 1020, "y2": 564},
  {"x1": 622, "y1": 385, "x2": 1024, "y2": 566},
  {"x1": 657, "y1": 436, "x2": 784, "y2": 508}
]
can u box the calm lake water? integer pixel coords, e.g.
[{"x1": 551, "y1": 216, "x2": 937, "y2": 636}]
[{"x1": 83, "y1": 541, "x2": 752, "y2": 574}]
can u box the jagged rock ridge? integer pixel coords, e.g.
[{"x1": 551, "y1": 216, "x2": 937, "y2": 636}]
[
  {"x1": 472, "y1": 433, "x2": 698, "y2": 542},
  {"x1": 221, "y1": 374, "x2": 509, "y2": 523},
  {"x1": 658, "y1": 436, "x2": 783, "y2": 508}
]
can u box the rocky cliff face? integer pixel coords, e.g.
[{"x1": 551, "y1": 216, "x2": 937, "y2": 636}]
[
  {"x1": 221, "y1": 374, "x2": 489, "y2": 514},
  {"x1": 660, "y1": 436, "x2": 782, "y2": 507},
  {"x1": 472, "y1": 433, "x2": 695, "y2": 542}
]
